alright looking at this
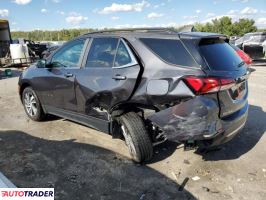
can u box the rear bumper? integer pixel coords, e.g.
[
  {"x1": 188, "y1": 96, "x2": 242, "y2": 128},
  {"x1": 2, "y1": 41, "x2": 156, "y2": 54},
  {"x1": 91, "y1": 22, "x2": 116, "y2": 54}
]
[
  {"x1": 147, "y1": 96, "x2": 248, "y2": 146},
  {"x1": 201, "y1": 102, "x2": 248, "y2": 147}
]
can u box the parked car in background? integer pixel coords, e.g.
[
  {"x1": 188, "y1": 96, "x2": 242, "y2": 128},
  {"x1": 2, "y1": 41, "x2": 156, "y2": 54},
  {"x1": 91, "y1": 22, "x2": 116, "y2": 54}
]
[
  {"x1": 235, "y1": 32, "x2": 266, "y2": 60},
  {"x1": 230, "y1": 44, "x2": 252, "y2": 65},
  {"x1": 19, "y1": 28, "x2": 252, "y2": 162},
  {"x1": 262, "y1": 40, "x2": 266, "y2": 58}
]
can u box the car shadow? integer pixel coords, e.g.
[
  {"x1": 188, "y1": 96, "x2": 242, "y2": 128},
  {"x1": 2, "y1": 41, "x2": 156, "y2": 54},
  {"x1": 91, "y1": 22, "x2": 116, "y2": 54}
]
[
  {"x1": 0, "y1": 130, "x2": 196, "y2": 200},
  {"x1": 147, "y1": 141, "x2": 182, "y2": 164},
  {"x1": 196, "y1": 104, "x2": 266, "y2": 161}
]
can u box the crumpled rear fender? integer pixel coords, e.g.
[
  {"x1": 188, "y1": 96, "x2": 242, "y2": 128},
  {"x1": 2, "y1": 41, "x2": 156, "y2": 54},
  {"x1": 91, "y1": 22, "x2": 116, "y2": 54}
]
[{"x1": 147, "y1": 95, "x2": 223, "y2": 141}]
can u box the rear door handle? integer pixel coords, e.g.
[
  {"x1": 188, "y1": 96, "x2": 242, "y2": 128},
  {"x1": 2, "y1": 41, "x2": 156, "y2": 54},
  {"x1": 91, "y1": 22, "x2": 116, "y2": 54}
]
[
  {"x1": 64, "y1": 72, "x2": 74, "y2": 78},
  {"x1": 112, "y1": 74, "x2": 126, "y2": 80}
]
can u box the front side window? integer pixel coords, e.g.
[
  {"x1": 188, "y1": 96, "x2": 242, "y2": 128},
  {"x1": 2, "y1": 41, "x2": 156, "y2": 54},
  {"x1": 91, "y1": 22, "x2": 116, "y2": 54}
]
[
  {"x1": 86, "y1": 38, "x2": 119, "y2": 68},
  {"x1": 52, "y1": 39, "x2": 85, "y2": 68}
]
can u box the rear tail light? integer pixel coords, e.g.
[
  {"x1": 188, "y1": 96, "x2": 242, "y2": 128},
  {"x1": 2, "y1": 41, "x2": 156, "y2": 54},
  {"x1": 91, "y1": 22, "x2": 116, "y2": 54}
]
[{"x1": 184, "y1": 76, "x2": 235, "y2": 95}]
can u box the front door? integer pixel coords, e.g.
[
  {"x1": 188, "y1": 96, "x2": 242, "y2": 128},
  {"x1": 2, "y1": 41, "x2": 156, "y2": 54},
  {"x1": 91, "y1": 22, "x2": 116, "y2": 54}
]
[{"x1": 36, "y1": 39, "x2": 87, "y2": 111}]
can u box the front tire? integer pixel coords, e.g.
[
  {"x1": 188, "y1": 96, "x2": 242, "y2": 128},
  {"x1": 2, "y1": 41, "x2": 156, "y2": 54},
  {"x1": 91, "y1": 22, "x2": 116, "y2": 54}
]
[
  {"x1": 119, "y1": 112, "x2": 153, "y2": 163},
  {"x1": 22, "y1": 87, "x2": 45, "y2": 121}
]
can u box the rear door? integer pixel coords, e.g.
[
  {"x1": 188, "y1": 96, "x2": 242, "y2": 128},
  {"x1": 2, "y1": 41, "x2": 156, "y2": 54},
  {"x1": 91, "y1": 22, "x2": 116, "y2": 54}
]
[
  {"x1": 75, "y1": 37, "x2": 141, "y2": 119},
  {"x1": 198, "y1": 38, "x2": 249, "y2": 118}
]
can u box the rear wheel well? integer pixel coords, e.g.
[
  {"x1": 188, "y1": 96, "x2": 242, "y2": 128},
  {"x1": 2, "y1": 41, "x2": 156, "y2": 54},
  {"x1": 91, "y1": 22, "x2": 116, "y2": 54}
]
[{"x1": 110, "y1": 103, "x2": 158, "y2": 139}]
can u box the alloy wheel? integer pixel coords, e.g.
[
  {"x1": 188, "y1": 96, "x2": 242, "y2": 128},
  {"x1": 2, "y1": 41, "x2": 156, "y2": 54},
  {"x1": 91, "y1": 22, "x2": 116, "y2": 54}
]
[{"x1": 24, "y1": 92, "x2": 37, "y2": 117}]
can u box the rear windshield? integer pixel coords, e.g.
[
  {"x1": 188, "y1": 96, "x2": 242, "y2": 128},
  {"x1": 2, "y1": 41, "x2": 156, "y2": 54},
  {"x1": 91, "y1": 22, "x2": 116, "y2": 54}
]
[
  {"x1": 199, "y1": 39, "x2": 243, "y2": 71},
  {"x1": 140, "y1": 38, "x2": 198, "y2": 67}
]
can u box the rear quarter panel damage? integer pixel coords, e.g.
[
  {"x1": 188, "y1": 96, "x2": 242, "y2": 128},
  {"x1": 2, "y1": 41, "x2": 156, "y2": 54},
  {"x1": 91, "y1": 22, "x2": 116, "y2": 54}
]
[{"x1": 147, "y1": 95, "x2": 222, "y2": 141}]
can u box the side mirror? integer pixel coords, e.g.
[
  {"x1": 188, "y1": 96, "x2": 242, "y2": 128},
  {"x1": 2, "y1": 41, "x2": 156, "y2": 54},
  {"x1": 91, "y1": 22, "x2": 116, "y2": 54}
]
[
  {"x1": 36, "y1": 59, "x2": 46, "y2": 68},
  {"x1": 36, "y1": 59, "x2": 53, "y2": 68}
]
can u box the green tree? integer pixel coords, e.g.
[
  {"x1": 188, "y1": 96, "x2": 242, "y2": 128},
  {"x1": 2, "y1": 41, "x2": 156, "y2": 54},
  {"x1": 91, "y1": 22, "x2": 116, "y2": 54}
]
[{"x1": 195, "y1": 17, "x2": 257, "y2": 36}]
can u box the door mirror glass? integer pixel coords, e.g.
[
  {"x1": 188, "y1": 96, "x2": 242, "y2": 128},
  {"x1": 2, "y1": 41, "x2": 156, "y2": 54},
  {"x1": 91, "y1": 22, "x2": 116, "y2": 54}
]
[{"x1": 36, "y1": 59, "x2": 47, "y2": 68}]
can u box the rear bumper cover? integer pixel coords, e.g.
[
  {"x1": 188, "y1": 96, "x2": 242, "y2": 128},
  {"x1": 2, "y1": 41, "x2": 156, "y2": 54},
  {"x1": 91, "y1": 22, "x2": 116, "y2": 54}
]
[{"x1": 147, "y1": 96, "x2": 248, "y2": 146}]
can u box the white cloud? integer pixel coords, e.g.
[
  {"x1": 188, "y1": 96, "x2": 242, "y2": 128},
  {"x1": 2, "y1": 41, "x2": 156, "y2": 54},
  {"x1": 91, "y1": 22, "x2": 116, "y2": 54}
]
[
  {"x1": 227, "y1": 9, "x2": 238, "y2": 15},
  {"x1": 41, "y1": 9, "x2": 48, "y2": 13},
  {"x1": 256, "y1": 18, "x2": 266, "y2": 27},
  {"x1": 195, "y1": 9, "x2": 201, "y2": 14},
  {"x1": 111, "y1": 16, "x2": 119, "y2": 20},
  {"x1": 232, "y1": 0, "x2": 248, "y2": 2},
  {"x1": 240, "y1": 7, "x2": 258, "y2": 15},
  {"x1": 206, "y1": 13, "x2": 215, "y2": 18},
  {"x1": 65, "y1": 13, "x2": 88, "y2": 25},
  {"x1": 0, "y1": 9, "x2": 9, "y2": 17},
  {"x1": 52, "y1": 0, "x2": 61, "y2": 3},
  {"x1": 147, "y1": 12, "x2": 164, "y2": 19},
  {"x1": 183, "y1": 15, "x2": 198, "y2": 20},
  {"x1": 13, "y1": 0, "x2": 32, "y2": 5},
  {"x1": 98, "y1": 1, "x2": 149, "y2": 14},
  {"x1": 56, "y1": 10, "x2": 65, "y2": 15}
]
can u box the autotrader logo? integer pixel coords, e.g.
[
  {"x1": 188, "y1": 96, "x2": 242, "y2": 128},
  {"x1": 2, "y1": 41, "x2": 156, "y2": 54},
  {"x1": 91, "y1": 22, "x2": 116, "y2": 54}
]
[{"x1": 0, "y1": 188, "x2": 54, "y2": 200}]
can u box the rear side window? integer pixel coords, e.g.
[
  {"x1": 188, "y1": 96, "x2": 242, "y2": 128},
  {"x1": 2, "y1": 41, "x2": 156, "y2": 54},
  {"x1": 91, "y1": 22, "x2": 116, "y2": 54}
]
[
  {"x1": 114, "y1": 41, "x2": 132, "y2": 67},
  {"x1": 140, "y1": 38, "x2": 198, "y2": 67},
  {"x1": 86, "y1": 38, "x2": 119, "y2": 68},
  {"x1": 199, "y1": 39, "x2": 243, "y2": 71}
]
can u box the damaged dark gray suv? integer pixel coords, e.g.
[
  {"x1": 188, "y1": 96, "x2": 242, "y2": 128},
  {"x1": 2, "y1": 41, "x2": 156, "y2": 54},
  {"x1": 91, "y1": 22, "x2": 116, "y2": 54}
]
[{"x1": 19, "y1": 28, "x2": 251, "y2": 162}]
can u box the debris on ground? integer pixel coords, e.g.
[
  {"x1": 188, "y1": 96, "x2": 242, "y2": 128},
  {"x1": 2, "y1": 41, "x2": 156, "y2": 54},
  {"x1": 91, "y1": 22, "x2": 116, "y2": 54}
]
[
  {"x1": 227, "y1": 186, "x2": 234, "y2": 193},
  {"x1": 192, "y1": 176, "x2": 200, "y2": 181},
  {"x1": 178, "y1": 177, "x2": 189, "y2": 191},
  {"x1": 202, "y1": 186, "x2": 220, "y2": 194},
  {"x1": 171, "y1": 172, "x2": 178, "y2": 182},
  {"x1": 202, "y1": 186, "x2": 210, "y2": 192},
  {"x1": 183, "y1": 159, "x2": 190, "y2": 165},
  {"x1": 139, "y1": 194, "x2": 145, "y2": 200}
]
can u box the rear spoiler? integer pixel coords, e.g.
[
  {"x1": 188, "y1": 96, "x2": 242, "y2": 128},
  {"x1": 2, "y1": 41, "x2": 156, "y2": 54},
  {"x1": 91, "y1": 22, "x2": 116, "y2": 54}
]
[{"x1": 179, "y1": 33, "x2": 228, "y2": 41}]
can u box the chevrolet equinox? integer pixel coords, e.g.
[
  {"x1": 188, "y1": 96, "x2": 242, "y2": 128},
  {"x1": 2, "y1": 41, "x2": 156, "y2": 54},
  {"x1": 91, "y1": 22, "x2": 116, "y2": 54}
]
[{"x1": 19, "y1": 28, "x2": 251, "y2": 162}]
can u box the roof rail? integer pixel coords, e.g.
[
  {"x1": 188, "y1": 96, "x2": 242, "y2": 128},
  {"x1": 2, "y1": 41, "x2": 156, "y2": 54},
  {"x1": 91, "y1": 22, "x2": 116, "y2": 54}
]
[{"x1": 84, "y1": 27, "x2": 177, "y2": 35}]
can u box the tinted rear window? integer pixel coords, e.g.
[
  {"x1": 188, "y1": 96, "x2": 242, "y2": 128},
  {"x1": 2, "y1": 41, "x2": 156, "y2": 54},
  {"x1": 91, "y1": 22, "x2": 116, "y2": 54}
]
[
  {"x1": 199, "y1": 39, "x2": 243, "y2": 71},
  {"x1": 140, "y1": 38, "x2": 198, "y2": 67}
]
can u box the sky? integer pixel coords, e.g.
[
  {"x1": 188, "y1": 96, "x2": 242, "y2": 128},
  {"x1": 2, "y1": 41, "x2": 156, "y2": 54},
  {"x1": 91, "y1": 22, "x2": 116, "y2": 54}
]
[{"x1": 0, "y1": 0, "x2": 266, "y2": 31}]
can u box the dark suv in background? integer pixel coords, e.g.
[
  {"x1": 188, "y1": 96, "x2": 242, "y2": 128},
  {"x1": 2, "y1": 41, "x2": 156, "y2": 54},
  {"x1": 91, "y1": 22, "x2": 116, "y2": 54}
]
[{"x1": 19, "y1": 28, "x2": 251, "y2": 162}]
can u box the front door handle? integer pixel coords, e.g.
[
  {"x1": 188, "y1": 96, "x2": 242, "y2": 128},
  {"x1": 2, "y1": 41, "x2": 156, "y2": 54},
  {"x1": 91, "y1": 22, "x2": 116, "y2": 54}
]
[
  {"x1": 112, "y1": 74, "x2": 126, "y2": 80},
  {"x1": 64, "y1": 72, "x2": 74, "y2": 78}
]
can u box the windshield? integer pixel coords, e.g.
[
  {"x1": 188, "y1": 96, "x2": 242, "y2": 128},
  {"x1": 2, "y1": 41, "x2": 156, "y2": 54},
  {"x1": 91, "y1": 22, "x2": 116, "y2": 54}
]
[{"x1": 199, "y1": 39, "x2": 244, "y2": 71}]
